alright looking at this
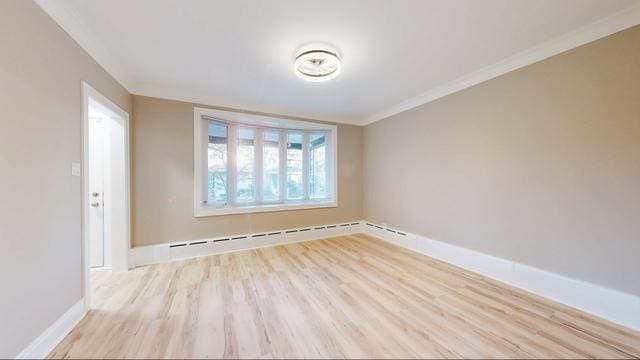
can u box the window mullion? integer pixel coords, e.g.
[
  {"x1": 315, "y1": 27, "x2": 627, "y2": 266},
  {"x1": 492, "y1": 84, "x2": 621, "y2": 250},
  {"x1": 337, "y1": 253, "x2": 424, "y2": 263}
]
[
  {"x1": 255, "y1": 128, "x2": 263, "y2": 205},
  {"x1": 302, "y1": 132, "x2": 309, "y2": 201},
  {"x1": 228, "y1": 124, "x2": 237, "y2": 207},
  {"x1": 327, "y1": 131, "x2": 333, "y2": 199},
  {"x1": 321, "y1": 131, "x2": 330, "y2": 200},
  {"x1": 279, "y1": 129, "x2": 286, "y2": 203},
  {"x1": 201, "y1": 119, "x2": 210, "y2": 205}
]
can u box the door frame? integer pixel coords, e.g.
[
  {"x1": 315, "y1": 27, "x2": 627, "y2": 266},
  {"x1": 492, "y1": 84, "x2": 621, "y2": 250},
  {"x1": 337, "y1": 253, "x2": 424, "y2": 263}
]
[{"x1": 81, "y1": 81, "x2": 131, "y2": 309}]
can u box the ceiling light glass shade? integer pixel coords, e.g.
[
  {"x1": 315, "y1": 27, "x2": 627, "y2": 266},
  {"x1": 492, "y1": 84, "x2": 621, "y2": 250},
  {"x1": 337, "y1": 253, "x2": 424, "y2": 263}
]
[{"x1": 294, "y1": 47, "x2": 341, "y2": 82}]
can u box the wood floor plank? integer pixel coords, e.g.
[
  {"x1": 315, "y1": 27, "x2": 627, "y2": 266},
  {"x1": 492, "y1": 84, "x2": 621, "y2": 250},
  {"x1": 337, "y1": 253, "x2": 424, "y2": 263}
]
[{"x1": 49, "y1": 234, "x2": 640, "y2": 359}]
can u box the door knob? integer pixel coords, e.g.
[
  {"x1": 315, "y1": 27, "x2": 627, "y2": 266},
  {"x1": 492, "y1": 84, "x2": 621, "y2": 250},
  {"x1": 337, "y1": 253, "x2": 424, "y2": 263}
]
[
  {"x1": 92, "y1": 192, "x2": 100, "y2": 197},
  {"x1": 91, "y1": 202, "x2": 100, "y2": 207}
]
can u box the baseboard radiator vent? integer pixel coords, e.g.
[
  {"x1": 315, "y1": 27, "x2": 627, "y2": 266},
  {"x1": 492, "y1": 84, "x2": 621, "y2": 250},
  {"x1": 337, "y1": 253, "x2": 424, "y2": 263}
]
[
  {"x1": 365, "y1": 222, "x2": 407, "y2": 236},
  {"x1": 131, "y1": 221, "x2": 364, "y2": 268}
]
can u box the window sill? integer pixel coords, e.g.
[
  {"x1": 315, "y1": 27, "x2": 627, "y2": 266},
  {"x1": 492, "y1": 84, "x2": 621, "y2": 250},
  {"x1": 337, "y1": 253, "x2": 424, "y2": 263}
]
[{"x1": 194, "y1": 200, "x2": 338, "y2": 217}]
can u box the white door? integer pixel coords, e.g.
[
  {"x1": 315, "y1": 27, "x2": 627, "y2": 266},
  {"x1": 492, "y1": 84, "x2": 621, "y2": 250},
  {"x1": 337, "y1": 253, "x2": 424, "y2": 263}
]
[{"x1": 89, "y1": 116, "x2": 105, "y2": 268}]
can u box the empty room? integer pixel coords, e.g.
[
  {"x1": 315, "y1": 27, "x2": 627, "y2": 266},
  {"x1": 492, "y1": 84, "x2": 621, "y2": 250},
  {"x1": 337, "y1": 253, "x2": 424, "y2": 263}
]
[{"x1": 2, "y1": 0, "x2": 640, "y2": 358}]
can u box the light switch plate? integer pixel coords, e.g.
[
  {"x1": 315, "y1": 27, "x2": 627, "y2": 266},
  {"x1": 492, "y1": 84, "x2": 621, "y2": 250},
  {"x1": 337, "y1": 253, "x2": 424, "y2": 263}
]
[{"x1": 71, "y1": 162, "x2": 81, "y2": 176}]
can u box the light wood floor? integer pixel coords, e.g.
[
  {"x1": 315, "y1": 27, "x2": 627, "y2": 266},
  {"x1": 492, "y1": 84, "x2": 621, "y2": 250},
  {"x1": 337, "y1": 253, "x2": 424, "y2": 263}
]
[{"x1": 50, "y1": 234, "x2": 640, "y2": 359}]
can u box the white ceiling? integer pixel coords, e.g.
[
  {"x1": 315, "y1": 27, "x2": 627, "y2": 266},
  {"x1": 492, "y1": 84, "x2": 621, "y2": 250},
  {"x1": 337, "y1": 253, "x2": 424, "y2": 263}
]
[{"x1": 37, "y1": 0, "x2": 640, "y2": 125}]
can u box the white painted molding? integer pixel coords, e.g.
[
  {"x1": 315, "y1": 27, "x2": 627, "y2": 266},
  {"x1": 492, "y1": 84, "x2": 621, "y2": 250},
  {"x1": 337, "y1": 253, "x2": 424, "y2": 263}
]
[
  {"x1": 364, "y1": 3, "x2": 640, "y2": 124},
  {"x1": 131, "y1": 221, "x2": 363, "y2": 267},
  {"x1": 132, "y1": 86, "x2": 361, "y2": 126},
  {"x1": 362, "y1": 221, "x2": 640, "y2": 331},
  {"x1": 81, "y1": 81, "x2": 132, "y2": 312},
  {"x1": 16, "y1": 300, "x2": 87, "y2": 359},
  {"x1": 34, "y1": 0, "x2": 640, "y2": 126},
  {"x1": 33, "y1": 0, "x2": 133, "y2": 90}
]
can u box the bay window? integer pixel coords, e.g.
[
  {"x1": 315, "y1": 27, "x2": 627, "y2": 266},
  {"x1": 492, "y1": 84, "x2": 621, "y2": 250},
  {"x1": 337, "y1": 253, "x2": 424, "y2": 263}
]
[{"x1": 194, "y1": 107, "x2": 337, "y2": 216}]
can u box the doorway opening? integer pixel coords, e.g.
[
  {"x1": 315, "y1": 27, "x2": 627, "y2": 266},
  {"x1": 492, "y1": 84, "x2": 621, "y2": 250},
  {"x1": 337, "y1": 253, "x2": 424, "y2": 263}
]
[{"x1": 82, "y1": 82, "x2": 130, "y2": 309}]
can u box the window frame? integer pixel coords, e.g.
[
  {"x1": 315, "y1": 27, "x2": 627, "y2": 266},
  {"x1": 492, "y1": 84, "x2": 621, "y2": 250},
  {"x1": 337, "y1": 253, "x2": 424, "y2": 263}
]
[{"x1": 194, "y1": 107, "x2": 338, "y2": 217}]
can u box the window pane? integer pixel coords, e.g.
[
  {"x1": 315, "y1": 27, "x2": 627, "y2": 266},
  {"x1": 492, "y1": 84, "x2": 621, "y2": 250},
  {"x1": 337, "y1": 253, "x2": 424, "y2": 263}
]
[
  {"x1": 237, "y1": 127, "x2": 255, "y2": 202},
  {"x1": 309, "y1": 133, "x2": 327, "y2": 199},
  {"x1": 286, "y1": 133, "x2": 303, "y2": 200},
  {"x1": 263, "y1": 130, "x2": 280, "y2": 202},
  {"x1": 207, "y1": 122, "x2": 228, "y2": 204}
]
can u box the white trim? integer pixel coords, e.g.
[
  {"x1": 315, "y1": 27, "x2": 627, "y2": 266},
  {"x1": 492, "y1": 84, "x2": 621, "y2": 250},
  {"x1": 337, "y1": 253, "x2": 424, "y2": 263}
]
[
  {"x1": 254, "y1": 127, "x2": 264, "y2": 203},
  {"x1": 193, "y1": 107, "x2": 338, "y2": 217},
  {"x1": 35, "y1": 0, "x2": 640, "y2": 126},
  {"x1": 133, "y1": 84, "x2": 362, "y2": 125},
  {"x1": 196, "y1": 201, "x2": 338, "y2": 217},
  {"x1": 227, "y1": 122, "x2": 238, "y2": 205},
  {"x1": 16, "y1": 300, "x2": 87, "y2": 359},
  {"x1": 278, "y1": 129, "x2": 287, "y2": 203},
  {"x1": 195, "y1": 107, "x2": 337, "y2": 131},
  {"x1": 362, "y1": 221, "x2": 640, "y2": 331},
  {"x1": 301, "y1": 132, "x2": 310, "y2": 200},
  {"x1": 82, "y1": 82, "x2": 131, "y2": 310},
  {"x1": 34, "y1": 0, "x2": 133, "y2": 91},
  {"x1": 364, "y1": 3, "x2": 640, "y2": 124},
  {"x1": 130, "y1": 221, "x2": 363, "y2": 267}
]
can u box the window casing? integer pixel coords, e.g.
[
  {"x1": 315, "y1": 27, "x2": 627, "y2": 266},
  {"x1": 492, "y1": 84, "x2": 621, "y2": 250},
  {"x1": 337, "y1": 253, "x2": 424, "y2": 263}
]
[{"x1": 194, "y1": 107, "x2": 337, "y2": 217}]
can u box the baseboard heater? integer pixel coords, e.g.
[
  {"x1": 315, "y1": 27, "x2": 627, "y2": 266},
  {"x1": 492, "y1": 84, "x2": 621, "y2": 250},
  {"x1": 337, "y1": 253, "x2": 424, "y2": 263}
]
[{"x1": 131, "y1": 221, "x2": 364, "y2": 268}]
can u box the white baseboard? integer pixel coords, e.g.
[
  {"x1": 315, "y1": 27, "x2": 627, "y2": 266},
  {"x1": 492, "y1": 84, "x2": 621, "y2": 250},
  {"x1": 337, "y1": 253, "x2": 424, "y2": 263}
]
[
  {"x1": 130, "y1": 221, "x2": 364, "y2": 267},
  {"x1": 16, "y1": 299, "x2": 87, "y2": 359},
  {"x1": 362, "y1": 221, "x2": 640, "y2": 331},
  {"x1": 17, "y1": 220, "x2": 636, "y2": 359}
]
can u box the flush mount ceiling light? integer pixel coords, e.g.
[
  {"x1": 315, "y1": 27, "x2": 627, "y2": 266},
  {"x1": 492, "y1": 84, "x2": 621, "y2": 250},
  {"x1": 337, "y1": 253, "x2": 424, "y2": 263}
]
[{"x1": 294, "y1": 45, "x2": 341, "y2": 82}]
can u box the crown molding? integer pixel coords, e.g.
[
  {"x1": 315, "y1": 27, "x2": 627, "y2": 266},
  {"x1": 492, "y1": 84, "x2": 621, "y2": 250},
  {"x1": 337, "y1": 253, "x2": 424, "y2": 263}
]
[
  {"x1": 34, "y1": 0, "x2": 134, "y2": 91},
  {"x1": 33, "y1": 0, "x2": 640, "y2": 126},
  {"x1": 363, "y1": 2, "x2": 640, "y2": 125},
  {"x1": 130, "y1": 85, "x2": 362, "y2": 126}
]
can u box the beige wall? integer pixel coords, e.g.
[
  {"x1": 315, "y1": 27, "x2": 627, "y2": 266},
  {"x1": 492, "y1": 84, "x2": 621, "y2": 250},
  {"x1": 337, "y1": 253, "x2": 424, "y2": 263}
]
[
  {"x1": 364, "y1": 26, "x2": 640, "y2": 296},
  {"x1": 132, "y1": 95, "x2": 362, "y2": 247},
  {"x1": 2, "y1": 1, "x2": 637, "y2": 355},
  {"x1": 0, "y1": 1, "x2": 132, "y2": 357}
]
